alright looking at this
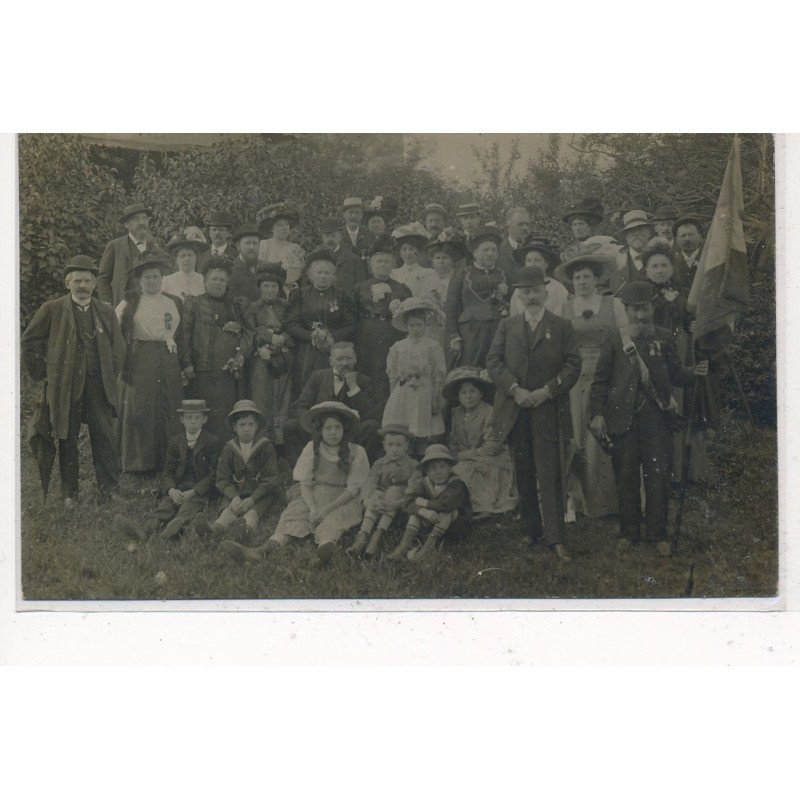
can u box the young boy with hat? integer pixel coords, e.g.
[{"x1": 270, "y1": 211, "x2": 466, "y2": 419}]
[
  {"x1": 346, "y1": 423, "x2": 421, "y2": 559},
  {"x1": 388, "y1": 443, "x2": 472, "y2": 564},
  {"x1": 589, "y1": 281, "x2": 709, "y2": 556},
  {"x1": 114, "y1": 399, "x2": 221, "y2": 540},
  {"x1": 194, "y1": 400, "x2": 281, "y2": 539}
]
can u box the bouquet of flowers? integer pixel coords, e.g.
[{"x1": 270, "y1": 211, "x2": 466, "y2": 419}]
[
  {"x1": 310, "y1": 321, "x2": 334, "y2": 352},
  {"x1": 371, "y1": 282, "x2": 392, "y2": 303},
  {"x1": 223, "y1": 347, "x2": 245, "y2": 380},
  {"x1": 222, "y1": 320, "x2": 241, "y2": 336},
  {"x1": 388, "y1": 298, "x2": 403, "y2": 317}
]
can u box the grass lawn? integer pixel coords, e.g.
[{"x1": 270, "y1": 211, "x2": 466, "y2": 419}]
[{"x1": 18, "y1": 388, "x2": 778, "y2": 601}]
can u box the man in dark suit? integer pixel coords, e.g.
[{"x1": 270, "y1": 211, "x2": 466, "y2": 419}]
[
  {"x1": 498, "y1": 206, "x2": 532, "y2": 277},
  {"x1": 227, "y1": 225, "x2": 261, "y2": 304},
  {"x1": 339, "y1": 197, "x2": 375, "y2": 261},
  {"x1": 282, "y1": 341, "x2": 381, "y2": 464},
  {"x1": 319, "y1": 217, "x2": 369, "y2": 293},
  {"x1": 651, "y1": 204, "x2": 679, "y2": 246},
  {"x1": 589, "y1": 281, "x2": 708, "y2": 556},
  {"x1": 609, "y1": 210, "x2": 654, "y2": 293},
  {"x1": 22, "y1": 255, "x2": 127, "y2": 507},
  {"x1": 671, "y1": 215, "x2": 705, "y2": 292},
  {"x1": 97, "y1": 202, "x2": 165, "y2": 306},
  {"x1": 197, "y1": 210, "x2": 237, "y2": 274},
  {"x1": 487, "y1": 266, "x2": 581, "y2": 560}
]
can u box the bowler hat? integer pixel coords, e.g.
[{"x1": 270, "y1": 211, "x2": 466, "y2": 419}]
[
  {"x1": 442, "y1": 366, "x2": 495, "y2": 406},
  {"x1": 177, "y1": 399, "x2": 211, "y2": 414},
  {"x1": 205, "y1": 210, "x2": 235, "y2": 228},
  {"x1": 555, "y1": 253, "x2": 616, "y2": 284},
  {"x1": 513, "y1": 236, "x2": 560, "y2": 268},
  {"x1": 377, "y1": 423, "x2": 412, "y2": 439},
  {"x1": 62, "y1": 254, "x2": 98, "y2": 277},
  {"x1": 391, "y1": 296, "x2": 445, "y2": 332},
  {"x1": 369, "y1": 234, "x2": 398, "y2": 258},
  {"x1": 305, "y1": 248, "x2": 337, "y2": 268},
  {"x1": 512, "y1": 265, "x2": 547, "y2": 288},
  {"x1": 469, "y1": 226, "x2": 503, "y2": 251},
  {"x1": 255, "y1": 264, "x2": 285, "y2": 289},
  {"x1": 342, "y1": 197, "x2": 364, "y2": 211},
  {"x1": 617, "y1": 280, "x2": 657, "y2": 306},
  {"x1": 300, "y1": 401, "x2": 360, "y2": 434},
  {"x1": 226, "y1": 399, "x2": 264, "y2": 429},
  {"x1": 562, "y1": 197, "x2": 604, "y2": 225},
  {"x1": 165, "y1": 233, "x2": 206, "y2": 255},
  {"x1": 119, "y1": 202, "x2": 151, "y2": 224},
  {"x1": 419, "y1": 443, "x2": 457, "y2": 468},
  {"x1": 232, "y1": 225, "x2": 261, "y2": 243},
  {"x1": 671, "y1": 215, "x2": 706, "y2": 238},
  {"x1": 618, "y1": 210, "x2": 652, "y2": 234},
  {"x1": 319, "y1": 217, "x2": 344, "y2": 234},
  {"x1": 456, "y1": 202, "x2": 482, "y2": 217},
  {"x1": 651, "y1": 204, "x2": 679, "y2": 222}
]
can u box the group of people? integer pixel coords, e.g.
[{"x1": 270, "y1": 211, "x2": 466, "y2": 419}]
[{"x1": 21, "y1": 192, "x2": 723, "y2": 566}]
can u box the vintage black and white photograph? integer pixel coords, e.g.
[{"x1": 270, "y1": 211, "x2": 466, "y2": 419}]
[{"x1": 17, "y1": 132, "x2": 777, "y2": 602}]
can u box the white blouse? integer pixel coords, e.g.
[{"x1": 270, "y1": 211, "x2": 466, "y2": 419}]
[
  {"x1": 115, "y1": 293, "x2": 180, "y2": 343},
  {"x1": 161, "y1": 270, "x2": 205, "y2": 301}
]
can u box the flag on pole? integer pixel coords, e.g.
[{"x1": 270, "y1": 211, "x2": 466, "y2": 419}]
[{"x1": 687, "y1": 135, "x2": 751, "y2": 339}]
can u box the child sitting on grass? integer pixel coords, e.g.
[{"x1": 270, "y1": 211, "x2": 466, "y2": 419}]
[
  {"x1": 387, "y1": 443, "x2": 472, "y2": 564},
  {"x1": 346, "y1": 423, "x2": 420, "y2": 559},
  {"x1": 221, "y1": 401, "x2": 369, "y2": 567},
  {"x1": 114, "y1": 399, "x2": 220, "y2": 541},
  {"x1": 193, "y1": 400, "x2": 281, "y2": 540}
]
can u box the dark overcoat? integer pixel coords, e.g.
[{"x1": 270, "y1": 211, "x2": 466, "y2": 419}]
[
  {"x1": 21, "y1": 295, "x2": 126, "y2": 440},
  {"x1": 486, "y1": 310, "x2": 581, "y2": 443},
  {"x1": 97, "y1": 235, "x2": 165, "y2": 306}
]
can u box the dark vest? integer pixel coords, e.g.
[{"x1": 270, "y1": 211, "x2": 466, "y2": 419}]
[{"x1": 72, "y1": 301, "x2": 102, "y2": 398}]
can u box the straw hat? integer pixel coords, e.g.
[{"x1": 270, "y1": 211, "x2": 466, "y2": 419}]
[
  {"x1": 391, "y1": 297, "x2": 445, "y2": 332},
  {"x1": 419, "y1": 443, "x2": 457, "y2": 467},
  {"x1": 300, "y1": 401, "x2": 361, "y2": 434},
  {"x1": 555, "y1": 254, "x2": 617, "y2": 284},
  {"x1": 442, "y1": 367, "x2": 495, "y2": 405},
  {"x1": 226, "y1": 399, "x2": 264, "y2": 429}
]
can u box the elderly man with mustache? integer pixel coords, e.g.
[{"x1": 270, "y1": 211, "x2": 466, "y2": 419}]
[{"x1": 97, "y1": 202, "x2": 165, "y2": 305}]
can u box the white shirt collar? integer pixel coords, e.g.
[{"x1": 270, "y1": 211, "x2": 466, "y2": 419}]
[
  {"x1": 71, "y1": 295, "x2": 92, "y2": 309},
  {"x1": 524, "y1": 306, "x2": 546, "y2": 329},
  {"x1": 682, "y1": 249, "x2": 699, "y2": 266}
]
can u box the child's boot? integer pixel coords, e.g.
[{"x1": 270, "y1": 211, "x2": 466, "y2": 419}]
[
  {"x1": 346, "y1": 528, "x2": 370, "y2": 557},
  {"x1": 387, "y1": 524, "x2": 419, "y2": 561},
  {"x1": 411, "y1": 526, "x2": 446, "y2": 565}
]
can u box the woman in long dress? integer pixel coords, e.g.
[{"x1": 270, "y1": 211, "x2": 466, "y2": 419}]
[
  {"x1": 180, "y1": 256, "x2": 253, "y2": 442},
  {"x1": 352, "y1": 235, "x2": 412, "y2": 405},
  {"x1": 246, "y1": 264, "x2": 293, "y2": 445},
  {"x1": 554, "y1": 254, "x2": 624, "y2": 520},
  {"x1": 284, "y1": 250, "x2": 354, "y2": 397},
  {"x1": 444, "y1": 227, "x2": 511, "y2": 368},
  {"x1": 257, "y1": 203, "x2": 307, "y2": 295},
  {"x1": 116, "y1": 257, "x2": 184, "y2": 472}
]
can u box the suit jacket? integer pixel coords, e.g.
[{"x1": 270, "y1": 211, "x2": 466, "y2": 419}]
[
  {"x1": 340, "y1": 226, "x2": 375, "y2": 260},
  {"x1": 333, "y1": 247, "x2": 369, "y2": 294},
  {"x1": 197, "y1": 243, "x2": 237, "y2": 275},
  {"x1": 590, "y1": 326, "x2": 695, "y2": 436},
  {"x1": 160, "y1": 428, "x2": 221, "y2": 497},
  {"x1": 228, "y1": 256, "x2": 260, "y2": 304},
  {"x1": 290, "y1": 367, "x2": 378, "y2": 421},
  {"x1": 21, "y1": 295, "x2": 126, "y2": 440},
  {"x1": 486, "y1": 310, "x2": 581, "y2": 443},
  {"x1": 97, "y1": 235, "x2": 165, "y2": 306},
  {"x1": 609, "y1": 249, "x2": 644, "y2": 293},
  {"x1": 671, "y1": 249, "x2": 699, "y2": 293},
  {"x1": 497, "y1": 237, "x2": 520, "y2": 282}
]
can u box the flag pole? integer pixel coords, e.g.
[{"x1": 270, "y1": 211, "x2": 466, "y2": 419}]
[{"x1": 723, "y1": 351, "x2": 756, "y2": 425}]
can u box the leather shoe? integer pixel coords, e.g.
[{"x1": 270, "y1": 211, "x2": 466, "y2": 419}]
[{"x1": 551, "y1": 543, "x2": 573, "y2": 562}]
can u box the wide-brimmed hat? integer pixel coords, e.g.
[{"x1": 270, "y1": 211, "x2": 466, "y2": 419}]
[
  {"x1": 165, "y1": 233, "x2": 206, "y2": 255},
  {"x1": 651, "y1": 204, "x2": 679, "y2": 222},
  {"x1": 369, "y1": 234, "x2": 398, "y2": 258},
  {"x1": 442, "y1": 366, "x2": 495, "y2": 405},
  {"x1": 205, "y1": 210, "x2": 235, "y2": 228},
  {"x1": 305, "y1": 247, "x2": 337, "y2": 268},
  {"x1": 391, "y1": 297, "x2": 445, "y2": 332},
  {"x1": 258, "y1": 202, "x2": 299, "y2": 232},
  {"x1": 469, "y1": 226, "x2": 503, "y2": 251},
  {"x1": 319, "y1": 217, "x2": 344, "y2": 234},
  {"x1": 562, "y1": 197, "x2": 603, "y2": 225},
  {"x1": 227, "y1": 399, "x2": 264, "y2": 429},
  {"x1": 177, "y1": 399, "x2": 210, "y2": 414},
  {"x1": 130, "y1": 255, "x2": 169, "y2": 277},
  {"x1": 513, "y1": 236, "x2": 560, "y2": 268},
  {"x1": 255, "y1": 264, "x2": 285, "y2": 289},
  {"x1": 300, "y1": 401, "x2": 360, "y2": 434},
  {"x1": 377, "y1": 423, "x2": 412, "y2": 439},
  {"x1": 119, "y1": 202, "x2": 151, "y2": 224},
  {"x1": 618, "y1": 210, "x2": 653, "y2": 236},
  {"x1": 456, "y1": 202, "x2": 482, "y2": 217},
  {"x1": 363, "y1": 196, "x2": 398, "y2": 221},
  {"x1": 62, "y1": 254, "x2": 98, "y2": 277},
  {"x1": 184, "y1": 226, "x2": 207, "y2": 245},
  {"x1": 419, "y1": 443, "x2": 457, "y2": 468},
  {"x1": 392, "y1": 222, "x2": 429, "y2": 251},
  {"x1": 617, "y1": 280, "x2": 657, "y2": 306},
  {"x1": 512, "y1": 265, "x2": 547, "y2": 288},
  {"x1": 204, "y1": 255, "x2": 234, "y2": 275},
  {"x1": 671, "y1": 214, "x2": 707, "y2": 238},
  {"x1": 555, "y1": 253, "x2": 617, "y2": 284},
  {"x1": 341, "y1": 197, "x2": 364, "y2": 212},
  {"x1": 232, "y1": 224, "x2": 261, "y2": 243}
]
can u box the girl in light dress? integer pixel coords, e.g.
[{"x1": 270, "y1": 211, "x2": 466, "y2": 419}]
[
  {"x1": 443, "y1": 367, "x2": 517, "y2": 517},
  {"x1": 382, "y1": 298, "x2": 447, "y2": 454}
]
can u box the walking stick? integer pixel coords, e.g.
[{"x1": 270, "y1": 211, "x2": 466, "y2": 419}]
[{"x1": 673, "y1": 332, "x2": 697, "y2": 546}]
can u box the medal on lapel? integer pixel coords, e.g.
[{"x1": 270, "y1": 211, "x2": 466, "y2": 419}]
[
  {"x1": 164, "y1": 312, "x2": 173, "y2": 331},
  {"x1": 545, "y1": 330, "x2": 551, "y2": 340}
]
